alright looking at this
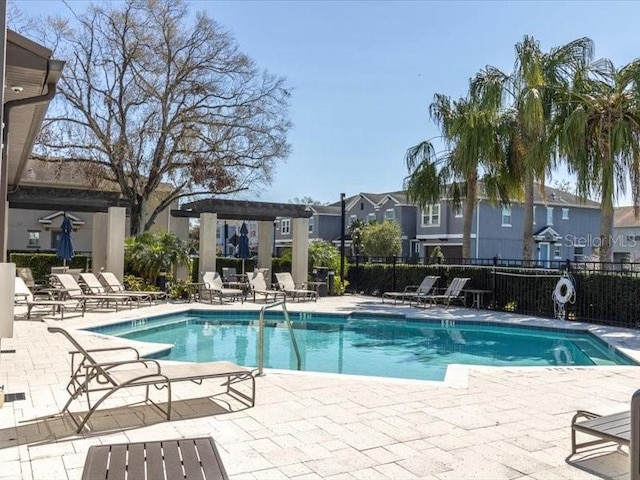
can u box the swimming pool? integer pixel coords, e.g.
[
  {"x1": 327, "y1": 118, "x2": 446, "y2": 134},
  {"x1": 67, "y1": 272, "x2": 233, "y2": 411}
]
[{"x1": 87, "y1": 311, "x2": 636, "y2": 382}]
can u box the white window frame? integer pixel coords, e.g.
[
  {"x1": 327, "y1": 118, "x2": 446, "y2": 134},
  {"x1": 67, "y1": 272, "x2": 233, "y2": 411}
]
[
  {"x1": 501, "y1": 207, "x2": 512, "y2": 227},
  {"x1": 308, "y1": 217, "x2": 315, "y2": 233},
  {"x1": 574, "y1": 246, "x2": 585, "y2": 261},
  {"x1": 384, "y1": 209, "x2": 395, "y2": 221},
  {"x1": 553, "y1": 243, "x2": 562, "y2": 259},
  {"x1": 562, "y1": 208, "x2": 569, "y2": 220},
  {"x1": 27, "y1": 230, "x2": 40, "y2": 248},
  {"x1": 411, "y1": 240, "x2": 422, "y2": 255},
  {"x1": 281, "y1": 218, "x2": 291, "y2": 235},
  {"x1": 547, "y1": 207, "x2": 554, "y2": 226},
  {"x1": 453, "y1": 203, "x2": 463, "y2": 218},
  {"x1": 421, "y1": 204, "x2": 440, "y2": 227},
  {"x1": 367, "y1": 213, "x2": 376, "y2": 223}
]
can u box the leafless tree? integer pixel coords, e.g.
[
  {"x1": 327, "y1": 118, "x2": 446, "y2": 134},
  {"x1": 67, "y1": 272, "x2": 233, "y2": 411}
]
[{"x1": 37, "y1": 0, "x2": 291, "y2": 235}]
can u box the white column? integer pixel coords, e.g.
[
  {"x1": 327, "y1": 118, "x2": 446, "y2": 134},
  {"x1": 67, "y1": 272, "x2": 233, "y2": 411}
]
[
  {"x1": 92, "y1": 213, "x2": 108, "y2": 273},
  {"x1": 199, "y1": 213, "x2": 217, "y2": 278},
  {"x1": 257, "y1": 221, "x2": 274, "y2": 284},
  {"x1": 291, "y1": 218, "x2": 310, "y2": 286},
  {"x1": 106, "y1": 207, "x2": 126, "y2": 281},
  {"x1": 0, "y1": 263, "x2": 14, "y2": 338}
]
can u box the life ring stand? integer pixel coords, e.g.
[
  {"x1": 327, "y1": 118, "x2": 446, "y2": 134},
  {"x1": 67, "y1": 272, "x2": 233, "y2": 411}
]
[{"x1": 553, "y1": 277, "x2": 575, "y2": 305}]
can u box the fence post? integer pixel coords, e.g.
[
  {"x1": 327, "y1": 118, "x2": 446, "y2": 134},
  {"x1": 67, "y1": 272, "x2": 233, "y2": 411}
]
[
  {"x1": 492, "y1": 256, "x2": 497, "y2": 307},
  {"x1": 392, "y1": 256, "x2": 397, "y2": 292},
  {"x1": 355, "y1": 254, "x2": 359, "y2": 294}
]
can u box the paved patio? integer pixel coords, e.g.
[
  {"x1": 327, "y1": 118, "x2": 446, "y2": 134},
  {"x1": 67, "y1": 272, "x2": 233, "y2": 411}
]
[{"x1": 1, "y1": 295, "x2": 639, "y2": 479}]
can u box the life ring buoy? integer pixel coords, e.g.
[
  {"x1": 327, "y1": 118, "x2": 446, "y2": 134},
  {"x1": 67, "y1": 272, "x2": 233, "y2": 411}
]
[{"x1": 553, "y1": 277, "x2": 574, "y2": 305}]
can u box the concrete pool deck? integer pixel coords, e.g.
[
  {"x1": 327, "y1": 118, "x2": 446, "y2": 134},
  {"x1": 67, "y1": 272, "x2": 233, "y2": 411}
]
[{"x1": 1, "y1": 294, "x2": 639, "y2": 479}]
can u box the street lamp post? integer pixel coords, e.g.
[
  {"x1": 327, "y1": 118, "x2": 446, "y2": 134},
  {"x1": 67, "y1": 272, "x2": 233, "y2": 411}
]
[{"x1": 340, "y1": 193, "x2": 345, "y2": 284}]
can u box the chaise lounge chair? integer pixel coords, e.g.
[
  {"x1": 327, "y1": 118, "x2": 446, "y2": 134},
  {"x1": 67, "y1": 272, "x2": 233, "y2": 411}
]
[
  {"x1": 14, "y1": 277, "x2": 84, "y2": 320},
  {"x1": 99, "y1": 271, "x2": 168, "y2": 302},
  {"x1": 247, "y1": 271, "x2": 286, "y2": 303},
  {"x1": 201, "y1": 272, "x2": 245, "y2": 304},
  {"x1": 571, "y1": 389, "x2": 640, "y2": 479},
  {"x1": 274, "y1": 272, "x2": 318, "y2": 302},
  {"x1": 382, "y1": 276, "x2": 440, "y2": 305},
  {"x1": 52, "y1": 273, "x2": 130, "y2": 312},
  {"x1": 48, "y1": 325, "x2": 256, "y2": 433},
  {"x1": 423, "y1": 277, "x2": 470, "y2": 307},
  {"x1": 79, "y1": 272, "x2": 152, "y2": 307}
]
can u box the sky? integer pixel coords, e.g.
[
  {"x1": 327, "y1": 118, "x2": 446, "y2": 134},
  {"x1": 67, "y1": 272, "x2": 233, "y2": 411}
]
[{"x1": 16, "y1": 0, "x2": 640, "y2": 206}]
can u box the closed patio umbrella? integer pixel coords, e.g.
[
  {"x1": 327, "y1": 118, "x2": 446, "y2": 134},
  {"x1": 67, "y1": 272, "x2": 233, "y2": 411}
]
[
  {"x1": 238, "y1": 222, "x2": 251, "y2": 274},
  {"x1": 57, "y1": 215, "x2": 75, "y2": 268}
]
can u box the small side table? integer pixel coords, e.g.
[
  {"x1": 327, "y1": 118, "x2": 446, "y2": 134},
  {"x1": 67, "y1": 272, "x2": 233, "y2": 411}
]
[
  {"x1": 82, "y1": 437, "x2": 228, "y2": 480},
  {"x1": 463, "y1": 289, "x2": 493, "y2": 309},
  {"x1": 184, "y1": 282, "x2": 204, "y2": 303}
]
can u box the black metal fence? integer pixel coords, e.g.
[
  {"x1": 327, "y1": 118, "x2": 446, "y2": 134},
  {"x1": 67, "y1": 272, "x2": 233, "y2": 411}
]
[{"x1": 345, "y1": 256, "x2": 640, "y2": 329}]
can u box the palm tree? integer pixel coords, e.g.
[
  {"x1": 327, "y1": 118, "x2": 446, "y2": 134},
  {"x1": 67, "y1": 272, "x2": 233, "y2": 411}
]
[
  {"x1": 472, "y1": 36, "x2": 594, "y2": 264},
  {"x1": 405, "y1": 92, "x2": 504, "y2": 260},
  {"x1": 559, "y1": 58, "x2": 640, "y2": 263}
]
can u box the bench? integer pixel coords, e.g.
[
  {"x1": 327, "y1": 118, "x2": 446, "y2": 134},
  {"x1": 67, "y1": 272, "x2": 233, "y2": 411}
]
[{"x1": 82, "y1": 437, "x2": 229, "y2": 480}]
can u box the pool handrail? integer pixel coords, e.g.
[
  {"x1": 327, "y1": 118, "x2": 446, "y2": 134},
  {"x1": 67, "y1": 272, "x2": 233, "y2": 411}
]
[{"x1": 257, "y1": 298, "x2": 301, "y2": 375}]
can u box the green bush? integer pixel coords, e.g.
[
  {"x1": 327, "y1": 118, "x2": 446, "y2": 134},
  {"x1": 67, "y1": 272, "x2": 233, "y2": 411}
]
[
  {"x1": 9, "y1": 252, "x2": 91, "y2": 284},
  {"x1": 125, "y1": 231, "x2": 190, "y2": 283}
]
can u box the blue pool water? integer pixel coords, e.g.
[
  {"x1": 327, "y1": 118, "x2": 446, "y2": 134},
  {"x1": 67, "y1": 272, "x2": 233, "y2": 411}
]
[{"x1": 87, "y1": 311, "x2": 636, "y2": 382}]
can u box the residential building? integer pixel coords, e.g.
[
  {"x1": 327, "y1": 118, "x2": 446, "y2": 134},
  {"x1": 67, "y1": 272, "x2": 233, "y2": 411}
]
[
  {"x1": 414, "y1": 185, "x2": 600, "y2": 263},
  {"x1": 613, "y1": 207, "x2": 640, "y2": 262},
  {"x1": 8, "y1": 157, "x2": 188, "y2": 253}
]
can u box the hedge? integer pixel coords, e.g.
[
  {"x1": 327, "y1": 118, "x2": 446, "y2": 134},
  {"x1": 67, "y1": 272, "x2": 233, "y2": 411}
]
[{"x1": 9, "y1": 252, "x2": 92, "y2": 284}]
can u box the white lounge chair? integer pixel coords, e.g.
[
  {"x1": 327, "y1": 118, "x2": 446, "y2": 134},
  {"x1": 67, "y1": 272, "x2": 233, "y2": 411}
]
[
  {"x1": 423, "y1": 277, "x2": 470, "y2": 307},
  {"x1": 201, "y1": 272, "x2": 244, "y2": 303},
  {"x1": 80, "y1": 272, "x2": 152, "y2": 307},
  {"x1": 247, "y1": 271, "x2": 286, "y2": 303},
  {"x1": 14, "y1": 276, "x2": 83, "y2": 320},
  {"x1": 52, "y1": 273, "x2": 130, "y2": 312},
  {"x1": 98, "y1": 271, "x2": 168, "y2": 302},
  {"x1": 382, "y1": 276, "x2": 440, "y2": 305},
  {"x1": 274, "y1": 272, "x2": 317, "y2": 301}
]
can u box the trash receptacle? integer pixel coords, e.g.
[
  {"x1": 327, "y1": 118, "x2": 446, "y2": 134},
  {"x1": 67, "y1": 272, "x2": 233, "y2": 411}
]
[
  {"x1": 313, "y1": 267, "x2": 328, "y2": 297},
  {"x1": 327, "y1": 270, "x2": 335, "y2": 296},
  {"x1": 156, "y1": 272, "x2": 167, "y2": 292}
]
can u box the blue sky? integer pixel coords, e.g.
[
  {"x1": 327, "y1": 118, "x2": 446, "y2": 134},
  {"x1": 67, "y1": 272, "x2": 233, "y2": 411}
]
[{"x1": 17, "y1": 0, "x2": 640, "y2": 205}]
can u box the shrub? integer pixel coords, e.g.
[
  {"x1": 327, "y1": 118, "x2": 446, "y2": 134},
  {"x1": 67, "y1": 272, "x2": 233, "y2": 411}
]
[
  {"x1": 9, "y1": 252, "x2": 91, "y2": 284},
  {"x1": 362, "y1": 221, "x2": 401, "y2": 257},
  {"x1": 125, "y1": 230, "x2": 190, "y2": 283}
]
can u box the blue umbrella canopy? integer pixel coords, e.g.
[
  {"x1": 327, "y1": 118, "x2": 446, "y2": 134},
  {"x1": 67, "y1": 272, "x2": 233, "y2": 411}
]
[
  {"x1": 237, "y1": 222, "x2": 251, "y2": 273},
  {"x1": 56, "y1": 216, "x2": 75, "y2": 266}
]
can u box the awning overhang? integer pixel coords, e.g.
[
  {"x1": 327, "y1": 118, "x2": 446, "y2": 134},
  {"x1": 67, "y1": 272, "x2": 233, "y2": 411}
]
[{"x1": 172, "y1": 198, "x2": 313, "y2": 222}]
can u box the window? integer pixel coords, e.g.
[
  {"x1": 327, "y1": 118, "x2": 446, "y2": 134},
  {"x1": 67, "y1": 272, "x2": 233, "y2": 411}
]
[
  {"x1": 412, "y1": 241, "x2": 421, "y2": 254},
  {"x1": 453, "y1": 204, "x2": 463, "y2": 218},
  {"x1": 360, "y1": 202, "x2": 364, "y2": 210},
  {"x1": 367, "y1": 213, "x2": 376, "y2": 223},
  {"x1": 554, "y1": 244, "x2": 562, "y2": 259},
  {"x1": 27, "y1": 230, "x2": 40, "y2": 248},
  {"x1": 349, "y1": 214, "x2": 357, "y2": 224},
  {"x1": 384, "y1": 209, "x2": 395, "y2": 221},
  {"x1": 308, "y1": 217, "x2": 315, "y2": 233},
  {"x1": 562, "y1": 208, "x2": 569, "y2": 220},
  {"x1": 501, "y1": 207, "x2": 512, "y2": 226},
  {"x1": 281, "y1": 218, "x2": 291, "y2": 235},
  {"x1": 574, "y1": 246, "x2": 585, "y2": 261},
  {"x1": 547, "y1": 207, "x2": 554, "y2": 225},
  {"x1": 421, "y1": 204, "x2": 440, "y2": 226}
]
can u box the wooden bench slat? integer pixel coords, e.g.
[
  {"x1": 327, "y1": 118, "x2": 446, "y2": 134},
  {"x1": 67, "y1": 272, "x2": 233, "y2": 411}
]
[
  {"x1": 106, "y1": 445, "x2": 127, "y2": 480},
  {"x1": 82, "y1": 446, "x2": 110, "y2": 480},
  {"x1": 126, "y1": 443, "x2": 145, "y2": 480},
  {"x1": 178, "y1": 439, "x2": 204, "y2": 480},
  {"x1": 162, "y1": 440, "x2": 185, "y2": 479},
  {"x1": 195, "y1": 438, "x2": 228, "y2": 480},
  {"x1": 145, "y1": 442, "x2": 165, "y2": 480}
]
